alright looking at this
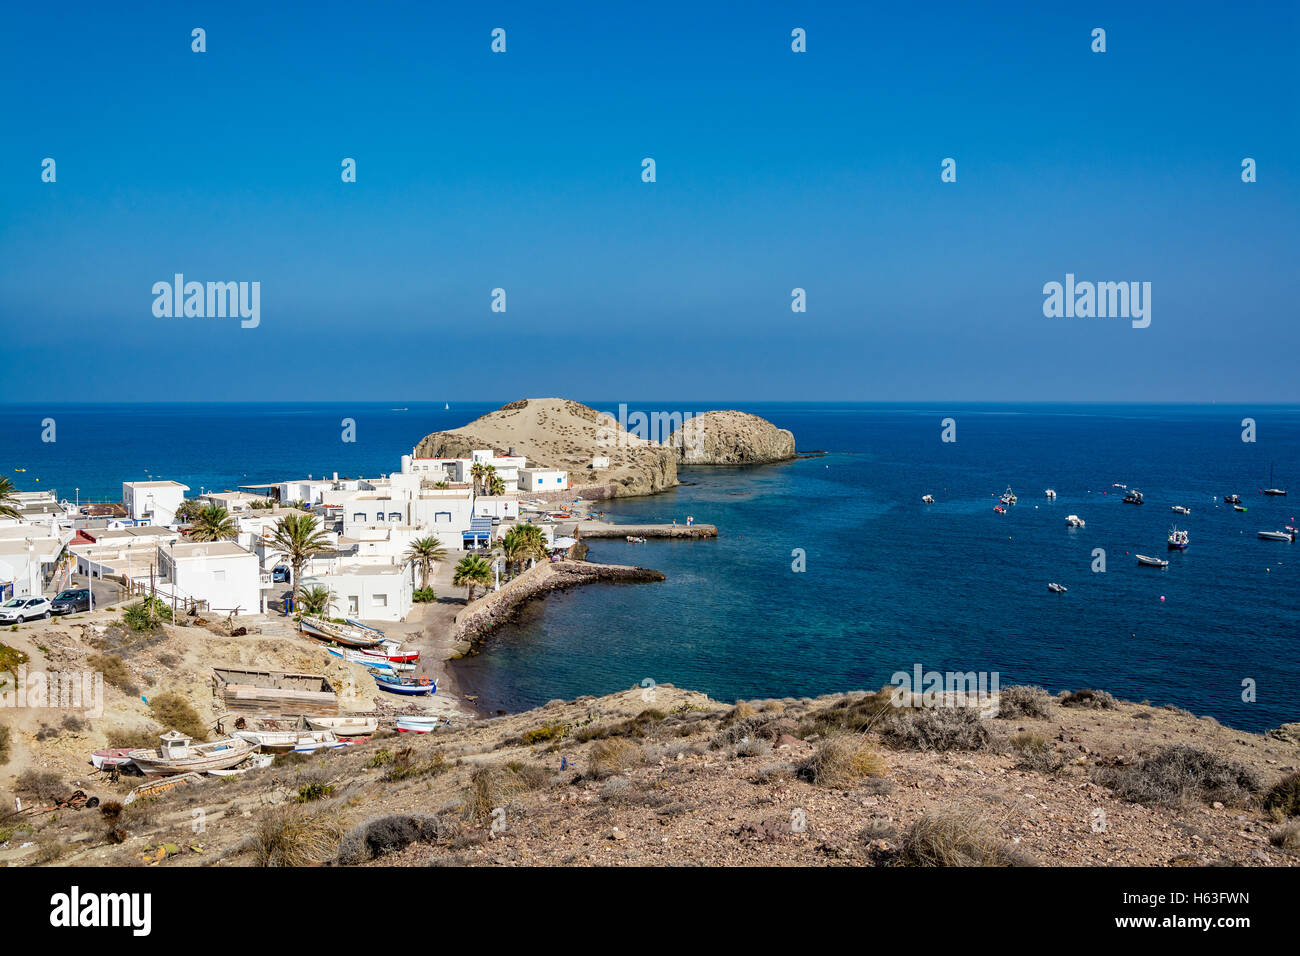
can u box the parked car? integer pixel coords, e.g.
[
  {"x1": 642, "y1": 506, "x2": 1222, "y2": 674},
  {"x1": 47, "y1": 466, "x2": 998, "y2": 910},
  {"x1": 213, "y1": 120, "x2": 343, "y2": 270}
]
[
  {"x1": 0, "y1": 596, "x2": 53, "y2": 623},
  {"x1": 50, "y1": 588, "x2": 91, "y2": 615},
  {"x1": 272, "y1": 565, "x2": 291, "y2": 583}
]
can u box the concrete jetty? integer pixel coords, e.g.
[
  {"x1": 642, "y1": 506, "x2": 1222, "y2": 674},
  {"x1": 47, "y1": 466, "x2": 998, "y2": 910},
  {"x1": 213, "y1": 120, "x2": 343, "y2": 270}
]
[{"x1": 573, "y1": 521, "x2": 718, "y2": 539}]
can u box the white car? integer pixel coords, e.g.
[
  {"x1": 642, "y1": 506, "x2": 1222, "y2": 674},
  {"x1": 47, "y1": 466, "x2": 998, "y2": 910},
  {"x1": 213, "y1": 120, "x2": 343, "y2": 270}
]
[{"x1": 0, "y1": 596, "x2": 52, "y2": 623}]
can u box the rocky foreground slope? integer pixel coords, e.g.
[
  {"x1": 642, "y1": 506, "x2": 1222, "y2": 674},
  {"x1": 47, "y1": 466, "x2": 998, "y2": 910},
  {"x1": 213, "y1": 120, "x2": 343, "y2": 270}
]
[{"x1": 6, "y1": 682, "x2": 1298, "y2": 868}]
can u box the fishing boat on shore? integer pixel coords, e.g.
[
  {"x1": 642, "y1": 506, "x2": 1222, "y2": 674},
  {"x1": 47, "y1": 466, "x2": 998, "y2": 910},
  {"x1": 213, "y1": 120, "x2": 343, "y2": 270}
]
[
  {"x1": 396, "y1": 715, "x2": 441, "y2": 733},
  {"x1": 299, "y1": 616, "x2": 386, "y2": 648},
  {"x1": 306, "y1": 716, "x2": 379, "y2": 736},
  {"x1": 1136, "y1": 554, "x2": 1169, "y2": 568},
  {"x1": 1047, "y1": 582, "x2": 1067, "y2": 593},
  {"x1": 127, "y1": 731, "x2": 256, "y2": 776},
  {"x1": 232, "y1": 728, "x2": 349, "y2": 754},
  {"x1": 1258, "y1": 530, "x2": 1295, "y2": 542},
  {"x1": 375, "y1": 674, "x2": 438, "y2": 696},
  {"x1": 358, "y1": 640, "x2": 420, "y2": 664},
  {"x1": 208, "y1": 754, "x2": 274, "y2": 777},
  {"x1": 1167, "y1": 526, "x2": 1189, "y2": 550},
  {"x1": 325, "y1": 646, "x2": 412, "y2": 674},
  {"x1": 90, "y1": 748, "x2": 135, "y2": 771}
]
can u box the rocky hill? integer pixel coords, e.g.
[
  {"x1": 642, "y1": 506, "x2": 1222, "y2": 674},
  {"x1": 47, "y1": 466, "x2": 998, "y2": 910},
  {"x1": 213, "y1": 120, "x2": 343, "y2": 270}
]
[
  {"x1": 670, "y1": 410, "x2": 797, "y2": 465},
  {"x1": 414, "y1": 399, "x2": 796, "y2": 498}
]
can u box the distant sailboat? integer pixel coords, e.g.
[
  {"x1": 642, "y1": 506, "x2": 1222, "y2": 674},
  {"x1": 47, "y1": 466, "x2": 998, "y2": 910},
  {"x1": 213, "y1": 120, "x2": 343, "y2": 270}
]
[
  {"x1": 444, "y1": 402, "x2": 450, "y2": 410},
  {"x1": 1263, "y1": 463, "x2": 1287, "y2": 496}
]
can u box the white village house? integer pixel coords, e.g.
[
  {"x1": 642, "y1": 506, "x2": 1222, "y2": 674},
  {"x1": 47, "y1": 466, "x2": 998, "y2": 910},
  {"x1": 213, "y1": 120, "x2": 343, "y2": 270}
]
[{"x1": 122, "y1": 480, "x2": 190, "y2": 526}]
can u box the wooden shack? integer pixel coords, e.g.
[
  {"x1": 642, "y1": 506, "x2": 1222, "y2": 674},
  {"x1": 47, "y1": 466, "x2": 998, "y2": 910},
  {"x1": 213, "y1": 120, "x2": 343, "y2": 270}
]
[{"x1": 212, "y1": 666, "x2": 339, "y2": 717}]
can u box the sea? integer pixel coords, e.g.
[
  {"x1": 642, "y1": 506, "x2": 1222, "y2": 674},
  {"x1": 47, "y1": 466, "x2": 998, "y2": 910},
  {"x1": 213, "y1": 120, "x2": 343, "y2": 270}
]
[{"x1": 3, "y1": 402, "x2": 1297, "y2": 732}]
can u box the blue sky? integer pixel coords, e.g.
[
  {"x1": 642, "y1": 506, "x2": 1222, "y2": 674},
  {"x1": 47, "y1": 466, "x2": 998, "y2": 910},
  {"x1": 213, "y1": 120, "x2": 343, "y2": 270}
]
[{"x1": 1, "y1": 1, "x2": 1296, "y2": 403}]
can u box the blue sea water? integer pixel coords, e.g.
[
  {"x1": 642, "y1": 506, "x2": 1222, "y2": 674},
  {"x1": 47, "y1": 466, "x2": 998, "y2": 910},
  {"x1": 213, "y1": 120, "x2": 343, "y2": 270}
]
[{"x1": 3, "y1": 402, "x2": 1297, "y2": 731}]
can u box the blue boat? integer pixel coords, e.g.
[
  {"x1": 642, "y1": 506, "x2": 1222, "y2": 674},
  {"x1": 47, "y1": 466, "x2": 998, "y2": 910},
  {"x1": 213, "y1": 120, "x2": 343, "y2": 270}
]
[
  {"x1": 374, "y1": 674, "x2": 438, "y2": 696},
  {"x1": 325, "y1": 647, "x2": 397, "y2": 676},
  {"x1": 346, "y1": 619, "x2": 385, "y2": 637}
]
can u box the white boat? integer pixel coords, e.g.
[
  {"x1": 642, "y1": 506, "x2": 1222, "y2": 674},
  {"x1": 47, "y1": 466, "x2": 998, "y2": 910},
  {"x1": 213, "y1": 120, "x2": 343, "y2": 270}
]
[
  {"x1": 1045, "y1": 489, "x2": 1057, "y2": 500},
  {"x1": 127, "y1": 731, "x2": 257, "y2": 776},
  {"x1": 921, "y1": 494, "x2": 934, "y2": 504},
  {"x1": 1258, "y1": 530, "x2": 1295, "y2": 542},
  {"x1": 232, "y1": 728, "x2": 347, "y2": 754},
  {"x1": 306, "y1": 716, "x2": 379, "y2": 737},
  {"x1": 208, "y1": 754, "x2": 274, "y2": 777},
  {"x1": 326, "y1": 646, "x2": 409, "y2": 674},
  {"x1": 1000, "y1": 487, "x2": 1018, "y2": 505},
  {"x1": 1047, "y1": 582, "x2": 1067, "y2": 593},
  {"x1": 1167, "y1": 526, "x2": 1189, "y2": 550},
  {"x1": 299, "y1": 616, "x2": 385, "y2": 648},
  {"x1": 358, "y1": 640, "x2": 420, "y2": 664},
  {"x1": 396, "y1": 715, "x2": 440, "y2": 734},
  {"x1": 1136, "y1": 554, "x2": 1169, "y2": 568},
  {"x1": 1065, "y1": 514, "x2": 1085, "y2": 528},
  {"x1": 1171, "y1": 505, "x2": 1190, "y2": 514}
]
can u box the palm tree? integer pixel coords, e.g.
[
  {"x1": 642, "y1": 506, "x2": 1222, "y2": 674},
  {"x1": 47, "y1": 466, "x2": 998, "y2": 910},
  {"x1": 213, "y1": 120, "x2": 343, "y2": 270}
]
[
  {"x1": 487, "y1": 475, "x2": 506, "y2": 496},
  {"x1": 470, "y1": 462, "x2": 487, "y2": 494},
  {"x1": 404, "y1": 536, "x2": 445, "y2": 589},
  {"x1": 297, "y1": 584, "x2": 336, "y2": 617},
  {"x1": 501, "y1": 524, "x2": 549, "y2": 573},
  {"x1": 268, "y1": 512, "x2": 333, "y2": 608},
  {"x1": 453, "y1": 554, "x2": 494, "y2": 603},
  {"x1": 173, "y1": 499, "x2": 203, "y2": 523},
  {"x1": 0, "y1": 475, "x2": 20, "y2": 519},
  {"x1": 189, "y1": 504, "x2": 238, "y2": 541}
]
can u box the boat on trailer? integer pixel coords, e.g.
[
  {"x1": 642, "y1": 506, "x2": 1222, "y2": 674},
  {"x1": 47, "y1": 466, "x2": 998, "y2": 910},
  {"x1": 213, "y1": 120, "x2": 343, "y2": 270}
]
[
  {"x1": 299, "y1": 616, "x2": 386, "y2": 648},
  {"x1": 127, "y1": 731, "x2": 257, "y2": 776}
]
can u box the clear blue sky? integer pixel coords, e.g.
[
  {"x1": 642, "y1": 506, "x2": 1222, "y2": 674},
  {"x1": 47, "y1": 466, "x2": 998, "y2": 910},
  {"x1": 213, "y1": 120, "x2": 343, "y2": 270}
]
[{"x1": 1, "y1": 1, "x2": 1296, "y2": 403}]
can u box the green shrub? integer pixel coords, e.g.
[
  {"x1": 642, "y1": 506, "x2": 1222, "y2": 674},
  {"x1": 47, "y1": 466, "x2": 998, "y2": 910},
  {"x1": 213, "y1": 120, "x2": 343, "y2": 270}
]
[
  {"x1": 122, "y1": 597, "x2": 172, "y2": 632},
  {"x1": 521, "y1": 722, "x2": 569, "y2": 745},
  {"x1": 0, "y1": 724, "x2": 10, "y2": 766},
  {"x1": 412, "y1": 587, "x2": 436, "y2": 603},
  {"x1": 296, "y1": 782, "x2": 335, "y2": 803},
  {"x1": 147, "y1": 691, "x2": 208, "y2": 741}
]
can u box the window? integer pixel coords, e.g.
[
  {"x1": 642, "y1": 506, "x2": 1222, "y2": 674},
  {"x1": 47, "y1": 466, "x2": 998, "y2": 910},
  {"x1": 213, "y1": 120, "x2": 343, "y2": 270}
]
[
  {"x1": 353, "y1": 513, "x2": 365, "y2": 523},
  {"x1": 373, "y1": 594, "x2": 387, "y2": 607},
  {"x1": 388, "y1": 512, "x2": 401, "y2": 522},
  {"x1": 348, "y1": 596, "x2": 359, "y2": 614}
]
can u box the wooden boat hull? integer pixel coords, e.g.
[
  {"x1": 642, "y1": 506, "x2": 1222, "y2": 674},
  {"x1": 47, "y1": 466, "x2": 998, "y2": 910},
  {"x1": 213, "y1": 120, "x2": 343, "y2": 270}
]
[
  {"x1": 128, "y1": 738, "x2": 256, "y2": 776},
  {"x1": 300, "y1": 616, "x2": 385, "y2": 648},
  {"x1": 306, "y1": 716, "x2": 379, "y2": 736}
]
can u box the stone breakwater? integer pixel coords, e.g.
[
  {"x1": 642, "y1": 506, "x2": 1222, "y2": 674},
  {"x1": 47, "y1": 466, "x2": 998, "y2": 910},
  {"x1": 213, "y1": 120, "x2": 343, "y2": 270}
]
[
  {"x1": 575, "y1": 521, "x2": 718, "y2": 539},
  {"x1": 451, "y1": 560, "x2": 666, "y2": 652}
]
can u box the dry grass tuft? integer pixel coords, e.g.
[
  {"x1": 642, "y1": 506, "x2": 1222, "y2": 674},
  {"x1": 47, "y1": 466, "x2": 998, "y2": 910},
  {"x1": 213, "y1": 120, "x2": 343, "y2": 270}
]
[
  {"x1": 996, "y1": 685, "x2": 1052, "y2": 719},
  {"x1": 586, "y1": 737, "x2": 641, "y2": 780},
  {"x1": 1059, "y1": 688, "x2": 1117, "y2": 710},
  {"x1": 252, "y1": 804, "x2": 344, "y2": 866},
  {"x1": 897, "y1": 811, "x2": 1036, "y2": 867},
  {"x1": 879, "y1": 706, "x2": 991, "y2": 752},
  {"x1": 801, "y1": 733, "x2": 886, "y2": 788},
  {"x1": 1095, "y1": 745, "x2": 1261, "y2": 808}
]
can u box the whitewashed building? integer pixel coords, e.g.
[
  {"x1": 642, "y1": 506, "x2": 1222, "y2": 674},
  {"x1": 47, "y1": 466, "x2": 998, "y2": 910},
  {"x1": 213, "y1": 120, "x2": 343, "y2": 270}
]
[
  {"x1": 300, "y1": 562, "x2": 412, "y2": 623},
  {"x1": 154, "y1": 540, "x2": 261, "y2": 614},
  {"x1": 122, "y1": 480, "x2": 190, "y2": 526},
  {"x1": 518, "y1": 468, "x2": 569, "y2": 493}
]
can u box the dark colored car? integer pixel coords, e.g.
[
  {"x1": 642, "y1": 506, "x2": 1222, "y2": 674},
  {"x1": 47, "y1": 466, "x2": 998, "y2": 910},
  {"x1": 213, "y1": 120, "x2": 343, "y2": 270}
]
[{"x1": 50, "y1": 588, "x2": 91, "y2": 615}]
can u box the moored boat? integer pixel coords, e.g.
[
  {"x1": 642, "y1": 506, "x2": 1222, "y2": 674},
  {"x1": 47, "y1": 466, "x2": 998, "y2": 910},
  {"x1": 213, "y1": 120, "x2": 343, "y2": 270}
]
[
  {"x1": 1262, "y1": 463, "x2": 1286, "y2": 496},
  {"x1": 375, "y1": 674, "x2": 438, "y2": 696},
  {"x1": 1257, "y1": 530, "x2": 1295, "y2": 542},
  {"x1": 1136, "y1": 554, "x2": 1169, "y2": 568},
  {"x1": 1065, "y1": 514, "x2": 1085, "y2": 528},
  {"x1": 299, "y1": 615, "x2": 386, "y2": 648},
  {"x1": 1167, "y1": 526, "x2": 1189, "y2": 550},
  {"x1": 1045, "y1": 489, "x2": 1057, "y2": 499},
  {"x1": 1234, "y1": 504, "x2": 1248, "y2": 512},
  {"x1": 1047, "y1": 582, "x2": 1067, "y2": 593},
  {"x1": 1171, "y1": 505, "x2": 1190, "y2": 515},
  {"x1": 127, "y1": 731, "x2": 257, "y2": 776},
  {"x1": 1122, "y1": 490, "x2": 1144, "y2": 505},
  {"x1": 1224, "y1": 494, "x2": 1242, "y2": 504},
  {"x1": 921, "y1": 494, "x2": 934, "y2": 504}
]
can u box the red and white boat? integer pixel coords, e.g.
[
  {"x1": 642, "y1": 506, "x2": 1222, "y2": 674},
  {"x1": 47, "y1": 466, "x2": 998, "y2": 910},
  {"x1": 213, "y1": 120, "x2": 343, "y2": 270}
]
[
  {"x1": 358, "y1": 640, "x2": 420, "y2": 664},
  {"x1": 396, "y1": 715, "x2": 440, "y2": 734},
  {"x1": 90, "y1": 748, "x2": 135, "y2": 770}
]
